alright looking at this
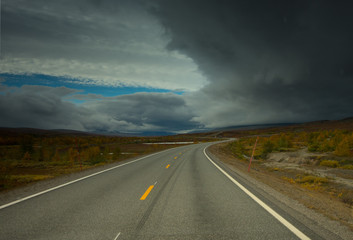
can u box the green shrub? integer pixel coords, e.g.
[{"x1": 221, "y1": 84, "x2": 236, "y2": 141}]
[
  {"x1": 319, "y1": 160, "x2": 340, "y2": 168},
  {"x1": 340, "y1": 164, "x2": 353, "y2": 170},
  {"x1": 308, "y1": 142, "x2": 319, "y2": 152},
  {"x1": 262, "y1": 140, "x2": 274, "y2": 156},
  {"x1": 296, "y1": 175, "x2": 328, "y2": 184},
  {"x1": 228, "y1": 141, "x2": 246, "y2": 160},
  {"x1": 334, "y1": 138, "x2": 351, "y2": 157}
]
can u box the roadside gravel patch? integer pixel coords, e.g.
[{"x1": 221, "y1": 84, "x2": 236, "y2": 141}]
[{"x1": 208, "y1": 142, "x2": 353, "y2": 240}]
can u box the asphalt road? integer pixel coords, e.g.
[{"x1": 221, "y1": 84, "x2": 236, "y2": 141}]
[{"x1": 0, "y1": 142, "x2": 326, "y2": 239}]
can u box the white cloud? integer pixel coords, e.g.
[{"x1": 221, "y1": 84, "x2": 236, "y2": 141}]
[
  {"x1": 0, "y1": 84, "x2": 201, "y2": 133},
  {"x1": 1, "y1": 0, "x2": 207, "y2": 91},
  {"x1": 0, "y1": 56, "x2": 206, "y2": 91}
]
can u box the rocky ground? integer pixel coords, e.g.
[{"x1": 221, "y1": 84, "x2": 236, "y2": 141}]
[{"x1": 265, "y1": 148, "x2": 353, "y2": 189}]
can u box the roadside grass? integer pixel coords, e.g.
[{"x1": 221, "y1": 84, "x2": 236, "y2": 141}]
[
  {"x1": 320, "y1": 160, "x2": 340, "y2": 168},
  {"x1": 0, "y1": 143, "x2": 176, "y2": 191},
  {"x1": 227, "y1": 128, "x2": 353, "y2": 171},
  {"x1": 281, "y1": 176, "x2": 296, "y2": 184},
  {"x1": 0, "y1": 134, "x2": 219, "y2": 192},
  {"x1": 295, "y1": 175, "x2": 329, "y2": 191},
  {"x1": 214, "y1": 124, "x2": 353, "y2": 229},
  {"x1": 340, "y1": 164, "x2": 353, "y2": 169},
  {"x1": 9, "y1": 174, "x2": 53, "y2": 183},
  {"x1": 225, "y1": 129, "x2": 353, "y2": 207},
  {"x1": 228, "y1": 129, "x2": 353, "y2": 159},
  {"x1": 280, "y1": 173, "x2": 330, "y2": 192}
]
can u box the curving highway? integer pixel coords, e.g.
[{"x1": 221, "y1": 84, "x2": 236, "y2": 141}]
[{"x1": 0, "y1": 142, "x2": 333, "y2": 239}]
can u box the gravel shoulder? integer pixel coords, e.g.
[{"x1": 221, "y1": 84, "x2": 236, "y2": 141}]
[{"x1": 208, "y1": 142, "x2": 353, "y2": 240}]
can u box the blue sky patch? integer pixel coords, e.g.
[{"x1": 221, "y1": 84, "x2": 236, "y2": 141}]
[{"x1": 0, "y1": 73, "x2": 183, "y2": 97}]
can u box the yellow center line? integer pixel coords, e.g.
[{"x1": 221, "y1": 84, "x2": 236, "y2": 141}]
[
  {"x1": 140, "y1": 185, "x2": 154, "y2": 200},
  {"x1": 166, "y1": 164, "x2": 170, "y2": 169}
]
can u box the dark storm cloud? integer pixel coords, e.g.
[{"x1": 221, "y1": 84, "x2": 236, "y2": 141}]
[
  {"x1": 3, "y1": 0, "x2": 353, "y2": 132},
  {"x1": 1, "y1": 0, "x2": 205, "y2": 90},
  {"x1": 3, "y1": 0, "x2": 145, "y2": 58},
  {"x1": 151, "y1": 0, "x2": 353, "y2": 126},
  {"x1": 0, "y1": 85, "x2": 199, "y2": 132},
  {"x1": 84, "y1": 92, "x2": 200, "y2": 131},
  {"x1": 0, "y1": 85, "x2": 87, "y2": 130}
]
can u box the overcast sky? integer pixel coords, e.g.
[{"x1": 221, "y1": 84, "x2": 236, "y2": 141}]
[{"x1": 1, "y1": 0, "x2": 353, "y2": 134}]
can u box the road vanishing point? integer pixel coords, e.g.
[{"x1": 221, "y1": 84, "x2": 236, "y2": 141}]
[{"x1": 0, "y1": 142, "x2": 339, "y2": 239}]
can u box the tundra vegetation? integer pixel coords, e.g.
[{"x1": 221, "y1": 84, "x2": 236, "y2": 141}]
[
  {"x1": 211, "y1": 120, "x2": 353, "y2": 229},
  {"x1": 228, "y1": 130, "x2": 353, "y2": 168},
  {"x1": 0, "y1": 130, "x2": 216, "y2": 191},
  {"x1": 226, "y1": 129, "x2": 353, "y2": 206}
]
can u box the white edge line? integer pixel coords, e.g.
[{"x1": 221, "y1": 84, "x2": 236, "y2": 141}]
[
  {"x1": 203, "y1": 147, "x2": 310, "y2": 240},
  {"x1": 113, "y1": 232, "x2": 121, "y2": 240},
  {"x1": 0, "y1": 148, "x2": 175, "y2": 210}
]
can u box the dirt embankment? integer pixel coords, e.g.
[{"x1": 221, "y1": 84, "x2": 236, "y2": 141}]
[
  {"x1": 265, "y1": 148, "x2": 353, "y2": 189},
  {"x1": 209, "y1": 142, "x2": 353, "y2": 233}
]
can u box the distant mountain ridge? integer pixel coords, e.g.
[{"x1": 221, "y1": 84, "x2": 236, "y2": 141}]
[
  {"x1": 188, "y1": 122, "x2": 297, "y2": 134},
  {"x1": 0, "y1": 127, "x2": 177, "y2": 137},
  {"x1": 0, "y1": 117, "x2": 352, "y2": 137},
  {"x1": 0, "y1": 127, "x2": 96, "y2": 137}
]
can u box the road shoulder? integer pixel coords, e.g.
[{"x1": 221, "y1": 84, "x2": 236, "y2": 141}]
[{"x1": 206, "y1": 142, "x2": 352, "y2": 240}]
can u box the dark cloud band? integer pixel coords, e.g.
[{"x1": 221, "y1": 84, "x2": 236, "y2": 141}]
[
  {"x1": 152, "y1": 0, "x2": 353, "y2": 126},
  {"x1": 0, "y1": 84, "x2": 200, "y2": 133}
]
